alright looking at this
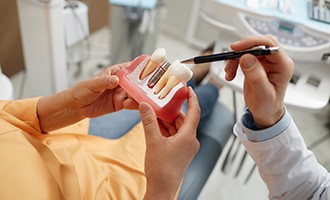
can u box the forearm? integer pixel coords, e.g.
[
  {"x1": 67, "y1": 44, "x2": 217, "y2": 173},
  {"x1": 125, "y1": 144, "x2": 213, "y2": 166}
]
[
  {"x1": 234, "y1": 111, "x2": 330, "y2": 199},
  {"x1": 37, "y1": 89, "x2": 84, "y2": 132}
]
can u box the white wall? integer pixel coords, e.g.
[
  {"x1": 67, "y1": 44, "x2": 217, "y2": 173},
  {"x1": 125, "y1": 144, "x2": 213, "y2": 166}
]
[{"x1": 161, "y1": 0, "x2": 195, "y2": 39}]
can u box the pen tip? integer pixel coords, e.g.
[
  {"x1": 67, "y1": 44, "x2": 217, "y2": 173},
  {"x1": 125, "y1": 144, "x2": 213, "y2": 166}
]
[{"x1": 180, "y1": 58, "x2": 194, "y2": 64}]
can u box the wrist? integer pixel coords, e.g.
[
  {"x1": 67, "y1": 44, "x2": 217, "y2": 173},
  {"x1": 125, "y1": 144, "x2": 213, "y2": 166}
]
[
  {"x1": 253, "y1": 107, "x2": 285, "y2": 129},
  {"x1": 65, "y1": 87, "x2": 85, "y2": 120},
  {"x1": 144, "y1": 176, "x2": 179, "y2": 200},
  {"x1": 241, "y1": 107, "x2": 291, "y2": 142},
  {"x1": 144, "y1": 184, "x2": 176, "y2": 200},
  {"x1": 37, "y1": 89, "x2": 84, "y2": 132}
]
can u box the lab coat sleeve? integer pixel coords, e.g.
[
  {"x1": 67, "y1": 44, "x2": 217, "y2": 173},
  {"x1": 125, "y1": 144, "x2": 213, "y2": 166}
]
[{"x1": 234, "y1": 112, "x2": 330, "y2": 200}]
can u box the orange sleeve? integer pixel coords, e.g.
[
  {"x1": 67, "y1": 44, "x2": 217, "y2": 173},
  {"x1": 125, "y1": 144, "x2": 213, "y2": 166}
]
[{"x1": 0, "y1": 98, "x2": 42, "y2": 135}]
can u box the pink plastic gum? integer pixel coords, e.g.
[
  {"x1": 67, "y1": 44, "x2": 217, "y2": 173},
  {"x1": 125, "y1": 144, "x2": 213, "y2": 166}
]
[{"x1": 117, "y1": 55, "x2": 189, "y2": 123}]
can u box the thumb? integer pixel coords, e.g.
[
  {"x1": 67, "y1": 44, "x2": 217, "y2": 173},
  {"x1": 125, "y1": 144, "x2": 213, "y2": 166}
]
[
  {"x1": 89, "y1": 75, "x2": 119, "y2": 92},
  {"x1": 139, "y1": 102, "x2": 160, "y2": 142},
  {"x1": 240, "y1": 54, "x2": 270, "y2": 92}
]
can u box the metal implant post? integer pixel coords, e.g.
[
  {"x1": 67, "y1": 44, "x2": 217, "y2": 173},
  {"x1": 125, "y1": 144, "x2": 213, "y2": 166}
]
[{"x1": 147, "y1": 61, "x2": 171, "y2": 88}]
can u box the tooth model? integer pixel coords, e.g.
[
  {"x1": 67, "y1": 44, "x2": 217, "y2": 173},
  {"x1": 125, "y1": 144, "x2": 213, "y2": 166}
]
[
  {"x1": 139, "y1": 48, "x2": 166, "y2": 80},
  {"x1": 154, "y1": 60, "x2": 180, "y2": 94},
  {"x1": 117, "y1": 54, "x2": 190, "y2": 123},
  {"x1": 156, "y1": 60, "x2": 193, "y2": 99}
]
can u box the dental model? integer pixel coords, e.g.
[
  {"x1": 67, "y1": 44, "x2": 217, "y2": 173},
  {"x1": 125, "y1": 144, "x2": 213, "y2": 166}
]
[
  {"x1": 117, "y1": 52, "x2": 190, "y2": 122},
  {"x1": 154, "y1": 60, "x2": 193, "y2": 99},
  {"x1": 139, "y1": 48, "x2": 166, "y2": 80},
  {"x1": 153, "y1": 60, "x2": 179, "y2": 93}
]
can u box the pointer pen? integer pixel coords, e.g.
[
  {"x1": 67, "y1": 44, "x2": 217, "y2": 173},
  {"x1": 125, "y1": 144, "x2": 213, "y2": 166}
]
[{"x1": 181, "y1": 46, "x2": 280, "y2": 64}]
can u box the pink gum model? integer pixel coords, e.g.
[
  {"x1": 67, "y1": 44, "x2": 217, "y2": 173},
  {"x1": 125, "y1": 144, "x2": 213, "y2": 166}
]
[{"x1": 117, "y1": 55, "x2": 189, "y2": 123}]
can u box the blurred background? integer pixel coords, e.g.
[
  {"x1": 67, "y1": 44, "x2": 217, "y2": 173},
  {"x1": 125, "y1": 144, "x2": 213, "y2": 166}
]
[{"x1": 0, "y1": 0, "x2": 329, "y2": 199}]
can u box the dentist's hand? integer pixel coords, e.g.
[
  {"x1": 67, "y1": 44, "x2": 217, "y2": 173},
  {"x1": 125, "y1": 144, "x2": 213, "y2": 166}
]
[
  {"x1": 70, "y1": 63, "x2": 139, "y2": 118},
  {"x1": 225, "y1": 35, "x2": 294, "y2": 128},
  {"x1": 141, "y1": 88, "x2": 200, "y2": 200}
]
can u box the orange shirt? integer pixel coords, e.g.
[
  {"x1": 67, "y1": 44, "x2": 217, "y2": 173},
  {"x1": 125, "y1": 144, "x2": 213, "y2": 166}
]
[{"x1": 0, "y1": 98, "x2": 146, "y2": 199}]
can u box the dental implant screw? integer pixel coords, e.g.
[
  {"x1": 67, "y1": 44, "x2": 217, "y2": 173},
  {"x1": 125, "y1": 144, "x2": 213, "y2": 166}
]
[{"x1": 147, "y1": 61, "x2": 171, "y2": 88}]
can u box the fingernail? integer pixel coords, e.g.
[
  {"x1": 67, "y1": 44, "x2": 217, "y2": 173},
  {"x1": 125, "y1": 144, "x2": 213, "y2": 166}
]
[
  {"x1": 109, "y1": 76, "x2": 119, "y2": 84},
  {"x1": 112, "y1": 76, "x2": 119, "y2": 81},
  {"x1": 243, "y1": 56, "x2": 255, "y2": 69},
  {"x1": 231, "y1": 41, "x2": 240, "y2": 46},
  {"x1": 225, "y1": 73, "x2": 230, "y2": 80},
  {"x1": 177, "y1": 116, "x2": 184, "y2": 125},
  {"x1": 139, "y1": 102, "x2": 150, "y2": 113}
]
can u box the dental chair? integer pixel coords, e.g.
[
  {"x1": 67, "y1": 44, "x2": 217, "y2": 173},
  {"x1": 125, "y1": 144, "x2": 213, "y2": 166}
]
[{"x1": 178, "y1": 100, "x2": 234, "y2": 200}]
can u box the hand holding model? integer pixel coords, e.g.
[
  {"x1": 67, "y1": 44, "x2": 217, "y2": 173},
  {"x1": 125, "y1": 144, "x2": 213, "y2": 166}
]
[
  {"x1": 224, "y1": 35, "x2": 295, "y2": 128},
  {"x1": 141, "y1": 87, "x2": 200, "y2": 200},
  {"x1": 37, "y1": 63, "x2": 139, "y2": 132},
  {"x1": 35, "y1": 57, "x2": 200, "y2": 199}
]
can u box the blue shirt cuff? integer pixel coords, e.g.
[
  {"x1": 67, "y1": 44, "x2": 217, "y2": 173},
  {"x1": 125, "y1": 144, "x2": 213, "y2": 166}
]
[{"x1": 241, "y1": 108, "x2": 291, "y2": 142}]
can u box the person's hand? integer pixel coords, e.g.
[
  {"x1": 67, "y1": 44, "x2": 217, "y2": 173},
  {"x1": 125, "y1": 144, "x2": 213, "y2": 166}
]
[
  {"x1": 37, "y1": 62, "x2": 139, "y2": 132},
  {"x1": 69, "y1": 62, "x2": 139, "y2": 118},
  {"x1": 140, "y1": 88, "x2": 200, "y2": 200},
  {"x1": 225, "y1": 35, "x2": 294, "y2": 128}
]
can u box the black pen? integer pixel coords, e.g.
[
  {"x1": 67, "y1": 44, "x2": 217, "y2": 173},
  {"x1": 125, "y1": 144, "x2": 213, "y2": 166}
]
[{"x1": 181, "y1": 46, "x2": 279, "y2": 64}]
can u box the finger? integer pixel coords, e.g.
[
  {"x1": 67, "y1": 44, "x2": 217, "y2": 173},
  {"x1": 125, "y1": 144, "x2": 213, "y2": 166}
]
[
  {"x1": 230, "y1": 35, "x2": 284, "y2": 64},
  {"x1": 110, "y1": 62, "x2": 131, "y2": 75},
  {"x1": 230, "y1": 35, "x2": 293, "y2": 73},
  {"x1": 161, "y1": 120, "x2": 178, "y2": 136},
  {"x1": 113, "y1": 88, "x2": 138, "y2": 111},
  {"x1": 97, "y1": 62, "x2": 131, "y2": 76},
  {"x1": 182, "y1": 88, "x2": 200, "y2": 132},
  {"x1": 175, "y1": 113, "x2": 185, "y2": 129},
  {"x1": 123, "y1": 98, "x2": 139, "y2": 110},
  {"x1": 230, "y1": 35, "x2": 278, "y2": 51},
  {"x1": 239, "y1": 54, "x2": 271, "y2": 94},
  {"x1": 139, "y1": 102, "x2": 161, "y2": 141},
  {"x1": 157, "y1": 119, "x2": 171, "y2": 137},
  {"x1": 224, "y1": 60, "x2": 239, "y2": 81},
  {"x1": 88, "y1": 75, "x2": 119, "y2": 93}
]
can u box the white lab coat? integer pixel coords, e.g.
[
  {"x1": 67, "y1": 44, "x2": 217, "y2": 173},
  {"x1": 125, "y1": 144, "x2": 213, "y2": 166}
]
[{"x1": 234, "y1": 118, "x2": 330, "y2": 200}]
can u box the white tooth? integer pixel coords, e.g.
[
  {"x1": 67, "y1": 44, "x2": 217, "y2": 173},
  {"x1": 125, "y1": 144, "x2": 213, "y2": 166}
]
[
  {"x1": 154, "y1": 60, "x2": 179, "y2": 94},
  {"x1": 158, "y1": 61, "x2": 193, "y2": 99},
  {"x1": 139, "y1": 48, "x2": 166, "y2": 80},
  {"x1": 159, "y1": 75, "x2": 181, "y2": 99},
  {"x1": 151, "y1": 48, "x2": 167, "y2": 63},
  {"x1": 167, "y1": 61, "x2": 193, "y2": 82},
  {"x1": 154, "y1": 71, "x2": 169, "y2": 94}
]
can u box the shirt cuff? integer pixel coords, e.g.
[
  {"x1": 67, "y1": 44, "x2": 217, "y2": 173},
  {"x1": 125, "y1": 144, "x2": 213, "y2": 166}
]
[{"x1": 241, "y1": 108, "x2": 291, "y2": 142}]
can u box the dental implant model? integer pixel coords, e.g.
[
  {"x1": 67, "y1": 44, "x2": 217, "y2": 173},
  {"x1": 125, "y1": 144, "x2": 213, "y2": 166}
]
[
  {"x1": 116, "y1": 49, "x2": 192, "y2": 122},
  {"x1": 139, "y1": 48, "x2": 166, "y2": 80},
  {"x1": 154, "y1": 60, "x2": 193, "y2": 99}
]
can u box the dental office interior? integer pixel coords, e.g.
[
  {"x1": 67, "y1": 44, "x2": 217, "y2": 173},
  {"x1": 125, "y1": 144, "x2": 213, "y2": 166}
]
[{"x1": 1, "y1": 0, "x2": 330, "y2": 199}]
